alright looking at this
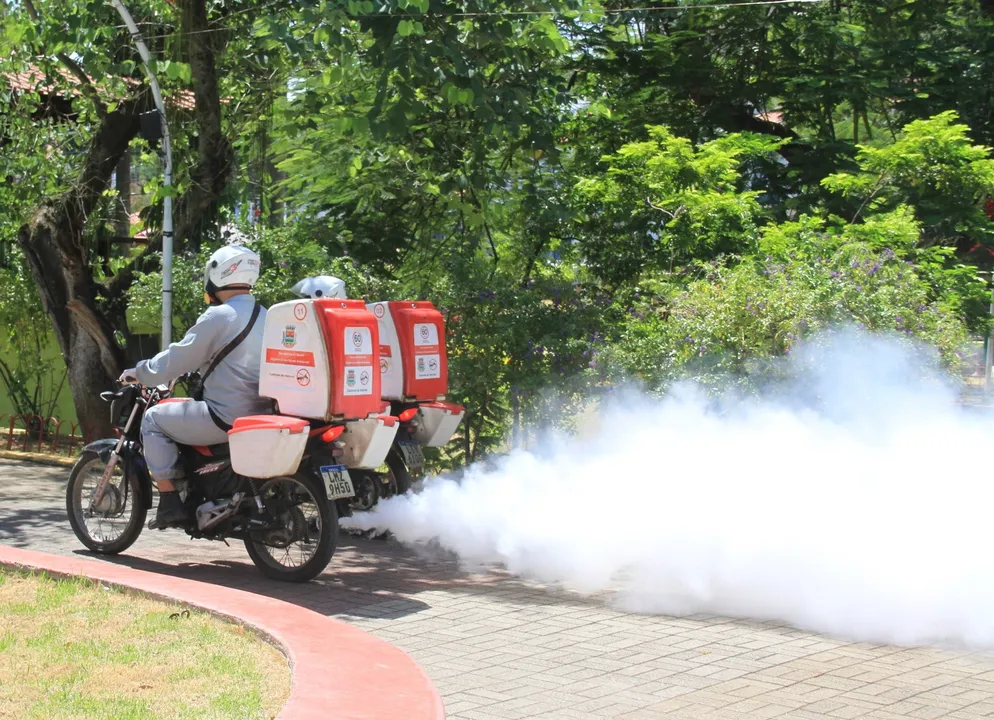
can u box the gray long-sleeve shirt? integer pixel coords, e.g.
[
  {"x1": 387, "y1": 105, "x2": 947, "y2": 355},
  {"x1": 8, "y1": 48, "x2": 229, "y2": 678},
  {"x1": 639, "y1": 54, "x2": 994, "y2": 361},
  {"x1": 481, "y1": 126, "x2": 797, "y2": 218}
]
[{"x1": 135, "y1": 294, "x2": 272, "y2": 425}]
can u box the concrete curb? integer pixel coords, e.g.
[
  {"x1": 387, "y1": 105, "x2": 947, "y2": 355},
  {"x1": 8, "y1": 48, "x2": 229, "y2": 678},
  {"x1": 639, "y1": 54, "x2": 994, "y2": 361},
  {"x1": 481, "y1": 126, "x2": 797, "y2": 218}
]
[
  {"x1": 0, "y1": 546, "x2": 445, "y2": 720},
  {"x1": 0, "y1": 450, "x2": 76, "y2": 467}
]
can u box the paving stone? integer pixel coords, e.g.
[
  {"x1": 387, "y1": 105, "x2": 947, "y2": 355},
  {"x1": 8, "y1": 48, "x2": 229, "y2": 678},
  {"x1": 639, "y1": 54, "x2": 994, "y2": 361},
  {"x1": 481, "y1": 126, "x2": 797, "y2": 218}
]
[{"x1": 5, "y1": 459, "x2": 994, "y2": 720}]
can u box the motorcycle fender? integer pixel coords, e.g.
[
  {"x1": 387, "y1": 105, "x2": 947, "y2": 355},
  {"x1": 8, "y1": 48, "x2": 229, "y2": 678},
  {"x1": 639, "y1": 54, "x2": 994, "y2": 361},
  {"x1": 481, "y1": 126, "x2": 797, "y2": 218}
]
[
  {"x1": 129, "y1": 454, "x2": 155, "y2": 511},
  {"x1": 80, "y1": 439, "x2": 154, "y2": 511},
  {"x1": 82, "y1": 438, "x2": 120, "y2": 463}
]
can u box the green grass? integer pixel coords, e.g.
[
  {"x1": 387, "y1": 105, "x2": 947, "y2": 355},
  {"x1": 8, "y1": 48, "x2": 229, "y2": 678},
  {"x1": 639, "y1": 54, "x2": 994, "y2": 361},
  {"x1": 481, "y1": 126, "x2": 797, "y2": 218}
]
[{"x1": 0, "y1": 570, "x2": 289, "y2": 720}]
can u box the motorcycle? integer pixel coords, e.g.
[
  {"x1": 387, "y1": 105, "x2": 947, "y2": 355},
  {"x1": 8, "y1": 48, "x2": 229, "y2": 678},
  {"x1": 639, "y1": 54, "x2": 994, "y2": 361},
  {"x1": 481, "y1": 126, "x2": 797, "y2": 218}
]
[
  {"x1": 65, "y1": 377, "x2": 358, "y2": 583},
  {"x1": 384, "y1": 403, "x2": 427, "y2": 495},
  {"x1": 351, "y1": 400, "x2": 461, "y2": 514},
  {"x1": 339, "y1": 403, "x2": 428, "y2": 518}
]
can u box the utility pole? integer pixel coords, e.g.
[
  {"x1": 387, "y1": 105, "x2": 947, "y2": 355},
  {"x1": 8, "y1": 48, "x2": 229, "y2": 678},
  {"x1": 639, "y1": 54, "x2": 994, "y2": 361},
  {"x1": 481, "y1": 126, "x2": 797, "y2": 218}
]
[
  {"x1": 986, "y1": 272, "x2": 994, "y2": 394},
  {"x1": 110, "y1": 0, "x2": 174, "y2": 350}
]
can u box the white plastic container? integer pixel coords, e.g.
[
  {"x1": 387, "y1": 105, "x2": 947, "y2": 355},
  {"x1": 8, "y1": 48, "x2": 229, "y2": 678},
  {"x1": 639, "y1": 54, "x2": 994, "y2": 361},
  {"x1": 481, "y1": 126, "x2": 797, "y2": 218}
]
[
  {"x1": 367, "y1": 300, "x2": 448, "y2": 402},
  {"x1": 411, "y1": 402, "x2": 465, "y2": 447},
  {"x1": 338, "y1": 415, "x2": 399, "y2": 469},
  {"x1": 228, "y1": 416, "x2": 310, "y2": 478},
  {"x1": 258, "y1": 298, "x2": 381, "y2": 421},
  {"x1": 368, "y1": 301, "x2": 404, "y2": 401}
]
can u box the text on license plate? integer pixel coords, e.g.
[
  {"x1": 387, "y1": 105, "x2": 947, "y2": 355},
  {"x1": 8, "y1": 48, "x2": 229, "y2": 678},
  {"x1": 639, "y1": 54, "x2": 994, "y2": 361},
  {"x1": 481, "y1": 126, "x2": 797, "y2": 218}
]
[
  {"x1": 398, "y1": 441, "x2": 424, "y2": 470},
  {"x1": 320, "y1": 465, "x2": 355, "y2": 500}
]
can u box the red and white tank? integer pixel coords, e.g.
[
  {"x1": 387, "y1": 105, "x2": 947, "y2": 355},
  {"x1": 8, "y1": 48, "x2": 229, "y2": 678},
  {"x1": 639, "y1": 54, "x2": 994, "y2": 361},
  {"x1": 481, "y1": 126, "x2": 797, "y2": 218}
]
[
  {"x1": 259, "y1": 298, "x2": 382, "y2": 421},
  {"x1": 367, "y1": 300, "x2": 448, "y2": 402}
]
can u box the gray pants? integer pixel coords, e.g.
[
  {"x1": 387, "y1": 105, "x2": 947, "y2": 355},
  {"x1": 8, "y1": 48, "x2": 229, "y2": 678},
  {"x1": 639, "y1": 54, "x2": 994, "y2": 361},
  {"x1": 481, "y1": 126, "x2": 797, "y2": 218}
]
[{"x1": 141, "y1": 400, "x2": 229, "y2": 481}]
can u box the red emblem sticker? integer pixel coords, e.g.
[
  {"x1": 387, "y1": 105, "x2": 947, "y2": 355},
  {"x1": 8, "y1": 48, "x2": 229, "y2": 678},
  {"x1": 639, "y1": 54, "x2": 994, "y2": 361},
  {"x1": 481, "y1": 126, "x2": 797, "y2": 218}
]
[
  {"x1": 373, "y1": 304, "x2": 385, "y2": 318},
  {"x1": 296, "y1": 369, "x2": 311, "y2": 387},
  {"x1": 293, "y1": 303, "x2": 307, "y2": 321}
]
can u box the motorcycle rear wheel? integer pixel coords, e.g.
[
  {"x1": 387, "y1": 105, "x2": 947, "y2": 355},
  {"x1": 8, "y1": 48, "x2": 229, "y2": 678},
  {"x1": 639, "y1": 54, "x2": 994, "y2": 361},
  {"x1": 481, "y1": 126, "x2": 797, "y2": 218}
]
[
  {"x1": 244, "y1": 472, "x2": 337, "y2": 583},
  {"x1": 66, "y1": 450, "x2": 147, "y2": 555},
  {"x1": 386, "y1": 447, "x2": 414, "y2": 495}
]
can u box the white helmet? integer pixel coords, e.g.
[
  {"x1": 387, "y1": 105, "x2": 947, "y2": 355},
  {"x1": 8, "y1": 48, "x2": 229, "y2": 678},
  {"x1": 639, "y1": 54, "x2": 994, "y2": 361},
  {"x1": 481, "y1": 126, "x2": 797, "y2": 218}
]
[
  {"x1": 204, "y1": 244, "x2": 260, "y2": 303},
  {"x1": 291, "y1": 275, "x2": 347, "y2": 299}
]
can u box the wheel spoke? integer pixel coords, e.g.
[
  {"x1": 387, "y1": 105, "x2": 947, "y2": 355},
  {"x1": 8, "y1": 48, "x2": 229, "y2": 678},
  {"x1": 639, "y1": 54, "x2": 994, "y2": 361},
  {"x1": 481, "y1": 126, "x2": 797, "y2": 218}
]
[
  {"x1": 255, "y1": 478, "x2": 323, "y2": 571},
  {"x1": 72, "y1": 458, "x2": 136, "y2": 547}
]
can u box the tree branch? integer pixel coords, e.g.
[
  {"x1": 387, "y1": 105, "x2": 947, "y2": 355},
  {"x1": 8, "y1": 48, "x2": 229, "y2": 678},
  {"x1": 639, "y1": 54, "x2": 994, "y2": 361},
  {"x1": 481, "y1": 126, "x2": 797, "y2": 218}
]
[
  {"x1": 106, "y1": 0, "x2": 233, "y2": 300},
  {"x1": 468, "y1": 185, "x2": 499, "y2": 278},
  {"x1": 175, "y1": 0, "x2": 233, "y2": 243},
  {"x1": 646, "y1": 198, "x2": 685, "y2": 220},
  {"x1": 23, "y1": 0, "x2": 107, "y2": 118},
  {"x1": 851, "y1": 173, "x2": 888, "y2": 224},
  {"x1": 103, "y1": 233, "x2": 162, "y2": 300}
]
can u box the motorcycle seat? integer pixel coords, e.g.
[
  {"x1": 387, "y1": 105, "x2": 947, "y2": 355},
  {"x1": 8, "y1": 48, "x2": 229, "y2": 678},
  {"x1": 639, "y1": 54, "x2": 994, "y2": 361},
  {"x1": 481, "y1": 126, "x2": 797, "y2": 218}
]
[{"x1": 183, "y1": 443, "x2": 230, "y2": 458}]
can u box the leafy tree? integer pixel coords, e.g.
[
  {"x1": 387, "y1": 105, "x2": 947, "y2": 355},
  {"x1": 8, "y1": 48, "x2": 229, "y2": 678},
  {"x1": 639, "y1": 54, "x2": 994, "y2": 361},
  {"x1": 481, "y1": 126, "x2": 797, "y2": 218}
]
[
  {"x1": 822, "y1": 111, "x2": 994, "y2": 248},
  {"x1": 2, "y1": 0, "x2": 238, "y2": 439},
  {"x1": 575, "y1": 127, "x2": 784, "y2": 287},
  {"x1": 604, "y1": 240, "x2": 971, "y2": 394},
  {"x1": 5, "y1": 0, "x2": 994, "y2": 457}
]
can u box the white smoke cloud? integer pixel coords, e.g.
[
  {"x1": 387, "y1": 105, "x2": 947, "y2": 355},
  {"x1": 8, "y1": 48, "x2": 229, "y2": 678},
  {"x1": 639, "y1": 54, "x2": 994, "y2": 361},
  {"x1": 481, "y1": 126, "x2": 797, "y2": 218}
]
[{"x1": 342, "y1": 327, "x2": 994, "y2": 650}]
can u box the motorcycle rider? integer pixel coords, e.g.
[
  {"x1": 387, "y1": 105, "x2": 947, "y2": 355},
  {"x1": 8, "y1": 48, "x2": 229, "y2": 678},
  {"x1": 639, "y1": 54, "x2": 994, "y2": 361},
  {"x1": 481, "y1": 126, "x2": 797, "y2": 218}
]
[
  {"x1": 290, "y1": 275, "x2": 347, "y2": 300},
  {"x1": 119, "y1": 244, "x2": 272, "y2": 529}
]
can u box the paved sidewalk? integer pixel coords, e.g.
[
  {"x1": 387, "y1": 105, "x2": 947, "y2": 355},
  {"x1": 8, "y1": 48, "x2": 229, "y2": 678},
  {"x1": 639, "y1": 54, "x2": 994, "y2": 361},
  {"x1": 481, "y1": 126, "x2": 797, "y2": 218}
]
[{"x1": 3, "y1": 459, "x2": 994, "y2": 720}]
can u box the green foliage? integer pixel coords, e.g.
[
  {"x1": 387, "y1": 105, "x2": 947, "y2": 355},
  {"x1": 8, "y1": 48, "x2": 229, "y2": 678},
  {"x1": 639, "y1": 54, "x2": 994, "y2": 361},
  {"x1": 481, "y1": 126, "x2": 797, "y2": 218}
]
[
  {"x1": 823, "y1": 112, "x2": 994, "y2": 245},
  {"x1": 419, "y1": 260, "x2": 606, "y2": 464},
  {"x1": 576, "y1": 127, "x2": 785, "y2": 286},
  {"x1": 126, "y1": 226, "x2": 389, "y2": 332},
  {"x1": 0, "y1": 251, "x2": 67, "y2": 419},
  {"x1": 8, "y1": 0, "x2": 994, "y2": 450},
  {"x1": 605, "y1": 239, "x2": 970, "y2": 393}
]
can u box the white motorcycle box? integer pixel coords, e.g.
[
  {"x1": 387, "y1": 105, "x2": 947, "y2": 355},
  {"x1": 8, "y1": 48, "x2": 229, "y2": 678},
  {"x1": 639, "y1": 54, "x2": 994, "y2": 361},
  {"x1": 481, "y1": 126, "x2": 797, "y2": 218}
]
[
  {"x1": 367, "y1": 300, "x2": 448, "y2": 402},
  {"x1": 411, "y1": 402, "x2": 465, "y2": 447},
  {"x1": 228, "y1": 416, "x2": 310, "y2": 478},
  {"x1": 338, "y1": 415, "x2": 399, "y2": 470},
  {"x1": 259, "y1": 298, "x2": 382, "y2": 421}
]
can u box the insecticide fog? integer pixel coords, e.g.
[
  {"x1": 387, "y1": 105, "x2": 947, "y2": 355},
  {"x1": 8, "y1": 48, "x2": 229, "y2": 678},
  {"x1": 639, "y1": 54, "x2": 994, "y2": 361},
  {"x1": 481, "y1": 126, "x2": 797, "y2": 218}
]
[{"x1": 342, "y1": 328, "x2": 994, "y2": 649}]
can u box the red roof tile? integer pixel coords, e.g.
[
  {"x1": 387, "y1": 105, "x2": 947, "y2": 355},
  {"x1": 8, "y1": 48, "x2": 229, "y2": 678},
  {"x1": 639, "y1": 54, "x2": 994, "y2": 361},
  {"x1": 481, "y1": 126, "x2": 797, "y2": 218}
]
[{"x1": 3, "y1": 64, "x2": 195, "y2": 111}]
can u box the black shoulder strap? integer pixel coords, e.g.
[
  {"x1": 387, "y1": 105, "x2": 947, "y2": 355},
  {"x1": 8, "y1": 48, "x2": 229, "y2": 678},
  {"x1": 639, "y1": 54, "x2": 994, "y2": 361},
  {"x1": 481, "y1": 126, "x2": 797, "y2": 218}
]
[{"x1": 200, "y1": 301, "x2": 262, "y2": 389}]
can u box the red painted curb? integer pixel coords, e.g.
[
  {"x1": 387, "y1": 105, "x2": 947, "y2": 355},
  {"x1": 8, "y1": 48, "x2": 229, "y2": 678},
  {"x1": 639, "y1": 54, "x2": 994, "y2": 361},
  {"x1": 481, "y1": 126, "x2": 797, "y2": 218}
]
[{"x1": 0, "y1": 546, "x2": 445, "y2": 720}]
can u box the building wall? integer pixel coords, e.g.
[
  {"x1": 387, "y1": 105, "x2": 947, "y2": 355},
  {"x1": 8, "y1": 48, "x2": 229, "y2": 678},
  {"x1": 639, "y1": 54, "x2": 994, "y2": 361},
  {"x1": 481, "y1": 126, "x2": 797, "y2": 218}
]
[{"x1": 0, "y1": 332, "x2": 78, "y2": 424}]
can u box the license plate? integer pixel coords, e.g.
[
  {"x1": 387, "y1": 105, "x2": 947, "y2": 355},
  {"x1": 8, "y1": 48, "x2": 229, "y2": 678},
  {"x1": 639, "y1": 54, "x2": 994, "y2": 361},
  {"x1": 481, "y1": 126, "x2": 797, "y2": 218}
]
[
  {"x1": 320, "y1": 465, "x2": 355, "y2": 500},
  {"x1": 398, "y1": 441, "x2": 424, "y2": 472}
]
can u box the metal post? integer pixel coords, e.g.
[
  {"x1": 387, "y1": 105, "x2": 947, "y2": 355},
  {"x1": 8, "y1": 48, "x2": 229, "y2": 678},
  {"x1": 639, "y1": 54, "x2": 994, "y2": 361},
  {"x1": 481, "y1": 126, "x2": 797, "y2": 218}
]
[
  {"x1": 110, "y1": 0, "x2": 173, "y2": 350},
  {"x1": 986, "y1": 274, "x2": 994, "y2": 394}
]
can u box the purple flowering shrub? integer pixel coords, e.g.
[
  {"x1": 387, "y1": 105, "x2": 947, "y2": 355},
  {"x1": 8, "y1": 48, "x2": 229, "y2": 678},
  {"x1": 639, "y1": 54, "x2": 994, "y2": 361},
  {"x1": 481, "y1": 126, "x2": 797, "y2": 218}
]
[{"x1": 603, "y1": 220, "x2": 971, "y2": 391}]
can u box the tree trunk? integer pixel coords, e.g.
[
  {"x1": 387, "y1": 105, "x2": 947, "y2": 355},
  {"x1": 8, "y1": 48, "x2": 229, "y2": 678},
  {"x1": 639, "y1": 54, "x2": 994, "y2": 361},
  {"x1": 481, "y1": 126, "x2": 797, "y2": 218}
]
[
  {"x1": 105, "y1": 0, "x2": 233, "y2": 297},
  {"x1": 114, "y1": 152, "x2": 132, "y2": 238},
  {"x1": 18, "y1": 208, "x2": 127, "y2": 442},
  {"x1": 16, "y1": 106, "x2": 140, "y2": 441},
  {"x1": 17, "y1": 0, "x2": 231, "y2": 441}
]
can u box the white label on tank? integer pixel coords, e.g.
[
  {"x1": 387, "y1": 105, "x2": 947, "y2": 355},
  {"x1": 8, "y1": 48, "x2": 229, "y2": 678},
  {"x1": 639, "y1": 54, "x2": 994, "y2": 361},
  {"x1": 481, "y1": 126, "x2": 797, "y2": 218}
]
[
  {"x1": 344, "y1": 326, "x2": 372, "y2": 355},
  {"x1": 343, "y1": 365, "x2": 374, "y2": 395},
  {"x1": 413, "y1": 323, "x2": 439, "y2": 347},
  {"x1": 414, "y1": 354, "x2": 441, "y2": 379}
]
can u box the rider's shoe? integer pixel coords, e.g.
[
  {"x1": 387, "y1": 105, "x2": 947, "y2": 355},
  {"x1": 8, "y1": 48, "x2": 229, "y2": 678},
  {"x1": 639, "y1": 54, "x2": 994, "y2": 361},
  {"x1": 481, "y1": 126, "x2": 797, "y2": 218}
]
[{"x1": 148, "y1": 491, "x2": 189, "y2": 530}]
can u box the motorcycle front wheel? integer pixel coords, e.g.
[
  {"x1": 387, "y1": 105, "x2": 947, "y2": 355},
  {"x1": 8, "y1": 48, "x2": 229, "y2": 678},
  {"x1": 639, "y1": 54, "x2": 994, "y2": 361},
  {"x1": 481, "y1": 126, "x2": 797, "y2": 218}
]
[
  {"x1": 66, "y1": 450, "x2": 147, "y2": 555},
  {"x1": 244, "y1": 472, "x2": 337, "y2": 583}
]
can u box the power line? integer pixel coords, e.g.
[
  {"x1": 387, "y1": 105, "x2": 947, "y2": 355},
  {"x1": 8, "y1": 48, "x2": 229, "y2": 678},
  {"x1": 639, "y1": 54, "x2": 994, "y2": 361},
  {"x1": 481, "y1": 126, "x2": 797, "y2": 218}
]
[
  {"x1": 415, "y1": 0, "x2": 827, "y2": 16},
  {"x1": 124, "y1": 0, "x2": 827, "y2": 42}
]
